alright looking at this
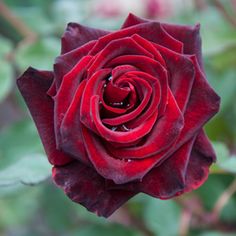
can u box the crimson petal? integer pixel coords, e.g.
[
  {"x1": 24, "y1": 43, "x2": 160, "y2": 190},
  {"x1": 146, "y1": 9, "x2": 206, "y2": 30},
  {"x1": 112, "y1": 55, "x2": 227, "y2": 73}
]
[
  {"x1": 139, "y1": 136, "x2": 196, "y2": 198},
  {"x1": 54, "y1": 40, "x2": 96, "y2": 90},
  {"x1": 162, "y1": 23, "x2": 203, "y2": 69},
  {"x1": 52, "y1": 161, "x2": 137, "y2": 217},
  {"x1": 61, "y1": 22, "x2": 110, "y2": 54},
  {"x1": 155, "y1": 44, "x2": 195, "y2": 112},
  {"x1": 174, "y1": 56, "x2": 220, "y2": 148},
  {"x1": 176, "y1": 129, "x2": 216, "y2": 194},
  {"x1": 121, "y1": 13, "x2": 203, "y2": 69},
  {"x1": 90, "y1": 21, "x2": 183, "y2": 55},
  {"x1": 17, "y1": 67, "x2": 72, "y2": 165}
]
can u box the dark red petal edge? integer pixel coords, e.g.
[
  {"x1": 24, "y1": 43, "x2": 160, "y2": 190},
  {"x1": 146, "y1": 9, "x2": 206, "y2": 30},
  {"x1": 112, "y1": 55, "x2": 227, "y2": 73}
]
[
  {"x1": 17, "y1": 67, "x2": 72, "y2": 165},
  {"x1": 61, "y1": 22, "x2": 110, "y2": 54},
  {"x1": 122, "y1": 13, "x2": 203, "y2": 69},
  {"x1": 52, "y1": 161, "x2": 137, "y2": 218}
]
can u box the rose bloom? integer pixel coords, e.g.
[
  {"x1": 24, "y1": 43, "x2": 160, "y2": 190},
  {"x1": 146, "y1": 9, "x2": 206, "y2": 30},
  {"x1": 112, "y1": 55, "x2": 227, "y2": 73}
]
[{"x1": 17, "y1": 13, "x2": 220, "y2": 217}]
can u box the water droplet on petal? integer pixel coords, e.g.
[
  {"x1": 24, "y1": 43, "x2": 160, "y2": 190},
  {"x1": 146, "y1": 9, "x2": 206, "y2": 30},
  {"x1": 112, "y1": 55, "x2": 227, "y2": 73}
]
[
  {"x1": 122, "y1": 124, "x2": 131, "y2": 131},
  {"x1": 110, "y1": 102, "x2": 123, "y2": 106}
]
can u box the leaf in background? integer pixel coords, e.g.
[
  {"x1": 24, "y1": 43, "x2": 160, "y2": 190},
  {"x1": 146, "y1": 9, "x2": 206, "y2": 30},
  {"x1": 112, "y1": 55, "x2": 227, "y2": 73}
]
[
  {"x1": 211, "y1": 142, "x2": 236, "y2": 174},
  {"x1": 15, "y1": 37, "x2": 60, "y2": 71},
  {"x1": 0, "y1": 61, "x2": 12, "y2": 102},
  {"x1": 0, "y1": 120, "x2": 50, "y2": 189},
  {"x1": 208, "y1": 45, "x2": 236, "y2": 71},
  {"x1": 143, "y1": 197, "x2": 181, "y2": 236},
  {"x1": 69, "y1": 224, "x2": 142, "y2": 236},
  {"x1": 0, "y1": 36, "x2": 13, "y2": 102},
  {"x1": 199, "y1": 232, "x2": 236, "y2": 236},
  {"x1": 172, "y1": 6, "x2": 236, "y2": 56},
  {"x1": 196, "y1": 174, "x2": 236, "y2": 223},
  {"x1": 0, "y1": 120, "x2": 43, "y2": 169},
  {"x1": 0, "y1": 154, "x2": 51, "y2": 187},
  {"x1": 9, "y1": 4, "x2": 55, "y2": 35}
]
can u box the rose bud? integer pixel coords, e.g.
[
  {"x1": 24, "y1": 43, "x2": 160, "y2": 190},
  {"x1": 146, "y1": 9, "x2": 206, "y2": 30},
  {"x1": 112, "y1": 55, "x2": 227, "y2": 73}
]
[{"x1": 17, "y1": 13, "x2": 220, "y2": 217}]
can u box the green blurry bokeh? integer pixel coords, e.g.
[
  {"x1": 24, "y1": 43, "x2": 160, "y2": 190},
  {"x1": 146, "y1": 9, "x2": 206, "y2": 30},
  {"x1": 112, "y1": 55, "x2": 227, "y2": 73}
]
[{"x1": 0, "y1": 0, "x2": 236, "y2": 235}]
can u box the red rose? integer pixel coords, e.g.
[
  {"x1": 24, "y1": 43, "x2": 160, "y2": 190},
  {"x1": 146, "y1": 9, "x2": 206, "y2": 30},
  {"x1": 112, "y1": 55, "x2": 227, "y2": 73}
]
[{"x1": 17, "y1": 13, "x2": 220, "y2": 217}]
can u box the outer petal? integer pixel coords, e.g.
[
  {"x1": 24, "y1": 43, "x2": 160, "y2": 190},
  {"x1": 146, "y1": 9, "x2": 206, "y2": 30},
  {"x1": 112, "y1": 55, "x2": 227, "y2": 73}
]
[
  {"x1": 138, "y1": 136, "x2": 196, "y2": 198},
  {"x1": 155, "y1": 44, "x2": 195, "y2": 112},
  {"x1": 52, "y1": 161, "x2": 137, "y2": 217},
  {"x1": 54, "y1": 55, "x2": 93, "y2": 148},
  {"x1": 90, "y1": 21, "x2": 183, "y2": 55},
  {"x1": 162, "y1": 23, "x2": 203, "y2": 69},
  {"x1": 54, "y1": 40, "x2": 96, "y2": 90},
  {"x1": 121, "y1": 13, "x2": 203, "y2": 68},
  {"x1": 175, "y1": 56, "x2": 220, "y2": 148},
  {"x1": 121, "y1": 13, "x2": 147, "y2": 29},
  {"x1": 61, "y1": 22, "x2": 110, "y2": 54},
  {"x1": 60, "y1": 80, "x2": 90, "y2": 165},
  {"x1": 178, "y1": 129, "x2": 216, "y2": 193},
  {"x1": 17, "y1": 67, "x2": 72, "y2": 165}
]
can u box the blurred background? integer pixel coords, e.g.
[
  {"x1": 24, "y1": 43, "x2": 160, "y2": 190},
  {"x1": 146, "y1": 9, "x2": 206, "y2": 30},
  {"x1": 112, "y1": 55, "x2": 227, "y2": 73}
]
[{"x1": 0, "y1": 0, "x2": 236, "y2": 235}]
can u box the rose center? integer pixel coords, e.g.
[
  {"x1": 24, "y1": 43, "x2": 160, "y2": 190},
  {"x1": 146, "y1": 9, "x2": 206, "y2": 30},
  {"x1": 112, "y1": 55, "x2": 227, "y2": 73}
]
[{"x1": 103, "y1": 76, "x2": 131, "y2": 109}]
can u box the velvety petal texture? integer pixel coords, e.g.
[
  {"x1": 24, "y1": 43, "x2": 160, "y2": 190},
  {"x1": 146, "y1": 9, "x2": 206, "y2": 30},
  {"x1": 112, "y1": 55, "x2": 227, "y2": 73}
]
[{"x1": 17, "y1": 13, "x2": 220, "y2": 218}]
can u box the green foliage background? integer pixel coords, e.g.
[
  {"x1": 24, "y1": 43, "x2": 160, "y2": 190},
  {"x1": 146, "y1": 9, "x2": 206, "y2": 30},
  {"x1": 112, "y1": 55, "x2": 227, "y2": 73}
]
[{"x1": 0, "y1": 0, "x2": 236, "y2": 235}]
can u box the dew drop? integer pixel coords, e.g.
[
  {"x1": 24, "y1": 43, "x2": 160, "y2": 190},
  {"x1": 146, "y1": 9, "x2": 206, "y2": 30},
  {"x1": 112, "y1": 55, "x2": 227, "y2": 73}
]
[
  {"x1": 111, "y1": 102, "x2": 123, "y2": 106},
  {"x1": 111, "y1": 126, "x2": 117, "y2": 131},
  {"x1": 107, "y1": 76, "x2": 112, "y2": 81},
  {"x1": 122, "y1": 124, "x2": 131, "y2": 131}
]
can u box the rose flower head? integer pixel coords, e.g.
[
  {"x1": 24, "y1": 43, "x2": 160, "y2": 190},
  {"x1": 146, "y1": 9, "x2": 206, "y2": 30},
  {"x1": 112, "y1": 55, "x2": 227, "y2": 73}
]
[{"x1": 17, "y1": 13, "x2": 220, "y2": 217}]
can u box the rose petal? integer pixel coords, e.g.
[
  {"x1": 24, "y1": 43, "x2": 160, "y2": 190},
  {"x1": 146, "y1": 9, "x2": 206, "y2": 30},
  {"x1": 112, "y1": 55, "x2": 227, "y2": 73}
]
[
  {"x1": 107, "y1": 55, "x2": 168, "y2": 116},
  {"x1": 91, "y1": 95, "x2": 158, "y2": 143},
  {"x1": 60, "y1": 80, "x2": 90, "y2": 165},
  {"x1": 80, "y1": 69, "x2": 112, "y2": 132},
  {"x1": 139, "y1": 137, "x2": 196, "y2": 198},
  {"x1": 17, "y1": 67, "x2": 72, "y2": 165},
  {"x1": 162, "y1": 23, "x2": 203, "y2": 69},
  {"x1": 121, "y1": 13, "x2": 147, "y2": 29},
  {"x1": 121, "y1": 13, "x2": 202, "y2": 68},
  {"x1": 52, "y1": 161, "x2": 137, "y2": 217},
  {"x1": 102, "y1": 74, "x2": 154, "y2": 126},
  {"x1": 90, "y1": 20, "x2": 183, "y2": 55},
  {"x1": 87, "y1": 37, "x2": 153, "y2": 78},
  {"x1": 175, "y1": 129, "x2": 216, "y2": 194},
  {"x1": 81, "y1": 124, "x2": 158, "y2": 184},
  {"x1": 107, "y1": 89, "x2": 184, "y2": 159},
  {"x1": 174, "y1": 56, "x2": 220, "y2": 148},
  {"x1": 54, "y1": 55, "x2": 93, "y2": 148},
  {"x1": 54, "y1": 40, "x2": 96, "y2": 90},
  {"x1": 61, "y1": 22, "x2": 110, "y2": 54},
  {"x1": 109, "y1": 136, "x2": 196, "y2": 197},
  {"x1": 131, "y1": 34, "x2": 166, "y2": 67},
  {"x1": 155, "y1": 44, "x2": 195, "y2": 112}
]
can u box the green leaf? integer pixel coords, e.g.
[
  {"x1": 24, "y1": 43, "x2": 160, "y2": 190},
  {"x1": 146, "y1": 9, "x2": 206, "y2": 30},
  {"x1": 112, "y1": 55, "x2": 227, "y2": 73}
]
[
  {"x1": 69, "y1": 224, "x2": 142, "y2": 236},
  {"x1": 143, "y1": 197, "x2": 181, "y2": 236},
  {"x1": 0, "y1": 120, "x2": 43, "y2": 170},
  {"x1": 0, "y1": 37, "x2": 13, "y2": 102},
  {"x1": 0, "y1": 154, "x2": 51, "y2": 187},
  {"x1": 15, "y1": 37, "x2": 60, "y2": 71},
  {"x1": 0, "y1": 60, "x2": 13, "y2": 102},
  {"x1": 199, "y1": 232, "x2": 236, "y2": 236},
  {"x1": 211, "y1": 142, "x2": 236, "y2": 174},
  {"x1": 0, "y1": 120, "x2": 51, "y2": 188}
]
